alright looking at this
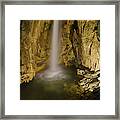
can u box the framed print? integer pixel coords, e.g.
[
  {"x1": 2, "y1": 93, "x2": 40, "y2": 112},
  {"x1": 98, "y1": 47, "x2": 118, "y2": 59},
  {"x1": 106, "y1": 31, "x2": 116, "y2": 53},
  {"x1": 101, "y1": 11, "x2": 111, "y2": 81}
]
[{"x1": 0, "y1": 0, "x2": 120, "y2": 119}]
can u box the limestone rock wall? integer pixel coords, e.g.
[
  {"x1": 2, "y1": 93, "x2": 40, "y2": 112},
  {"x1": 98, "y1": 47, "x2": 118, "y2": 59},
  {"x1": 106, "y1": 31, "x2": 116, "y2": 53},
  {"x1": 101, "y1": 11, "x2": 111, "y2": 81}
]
[
  {"x1": 20, "y1": 20, "x2": 52, "y2": 83},
  {"x1": 60, "y1": 20, "x2": 100, "y2": 71}
]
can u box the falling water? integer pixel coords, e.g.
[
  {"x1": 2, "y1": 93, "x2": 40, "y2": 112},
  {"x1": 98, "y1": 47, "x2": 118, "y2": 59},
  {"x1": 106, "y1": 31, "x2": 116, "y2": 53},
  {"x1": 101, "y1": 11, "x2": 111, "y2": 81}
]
[
  {"x1": 44, "y1": 20, "x2": 66, "y2": 79},
  {"x1": 37, "y1": 20, "x2": 67, "y2": 80},
  {"x1": 44, "y1": 20, "x2": 64, "y2": 79},
  {"x1": 50, "y1": 20, "x2": 59, "y2": 72}
]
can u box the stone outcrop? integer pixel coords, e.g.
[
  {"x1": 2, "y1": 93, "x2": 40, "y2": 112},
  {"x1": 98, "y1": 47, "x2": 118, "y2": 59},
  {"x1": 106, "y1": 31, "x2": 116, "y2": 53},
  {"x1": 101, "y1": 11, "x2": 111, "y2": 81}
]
[{"x1": 64, "y1": 69, "x2": 100, "y2": 99}]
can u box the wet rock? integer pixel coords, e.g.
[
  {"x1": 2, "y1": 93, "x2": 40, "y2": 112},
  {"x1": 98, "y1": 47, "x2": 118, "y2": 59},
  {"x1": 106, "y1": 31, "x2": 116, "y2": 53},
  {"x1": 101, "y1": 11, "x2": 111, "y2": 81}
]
[
  {"x1": 77, "y1": 69, "x2": 86, "y2": 76},
  {"x1": 78, "y1": 77, "x2": 100, "y2": 93},
  {"x1": 64, "y1": 76, "x2": 100, "y2": 100},
  {"x1": 84, "y1": 70, "x2": 100, "y2": 79}
]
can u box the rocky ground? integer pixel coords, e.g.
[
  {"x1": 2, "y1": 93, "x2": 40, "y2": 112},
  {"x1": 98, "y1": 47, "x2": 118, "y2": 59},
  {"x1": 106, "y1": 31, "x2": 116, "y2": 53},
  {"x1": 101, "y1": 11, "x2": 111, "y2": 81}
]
[{"x1": 63, "y1": 67, "x2": 100, "y2": 100}]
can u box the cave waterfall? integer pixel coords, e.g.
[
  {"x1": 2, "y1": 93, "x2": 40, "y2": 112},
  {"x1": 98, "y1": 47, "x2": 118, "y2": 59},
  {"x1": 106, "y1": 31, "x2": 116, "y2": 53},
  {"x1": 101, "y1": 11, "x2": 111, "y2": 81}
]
[
  {"x1": 50, "y1": 20, "x2": 59, "y2": 72},
  {"x1": 37, "y1": 20, "x2": 67, "y2": 79}
]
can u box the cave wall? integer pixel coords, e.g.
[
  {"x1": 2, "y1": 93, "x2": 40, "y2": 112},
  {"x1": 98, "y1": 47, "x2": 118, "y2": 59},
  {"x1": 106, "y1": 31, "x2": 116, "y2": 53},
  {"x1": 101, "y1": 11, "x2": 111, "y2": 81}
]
[
  {"x1": 20, "y1": 20, "x2": 52, "y2": 83},
  {"x1": 78, "y1": 20, "x2": 100, "y2": 71},
  {"x1": 60, "y1": 20, "x2": 100, "y2": 71}
]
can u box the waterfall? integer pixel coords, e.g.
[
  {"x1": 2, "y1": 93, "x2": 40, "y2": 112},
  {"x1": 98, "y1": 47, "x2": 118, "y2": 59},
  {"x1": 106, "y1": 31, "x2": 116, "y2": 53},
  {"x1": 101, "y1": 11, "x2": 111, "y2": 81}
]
[
  {"x1": 44, "y1": 20, "x2": 65, "y2": 79},
  {"x1": 37, "y1": 20, "x2": 67, "y2": 80},
  {"x1": 50, "y1": 20, "x2": 59, "y2": 72}
]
